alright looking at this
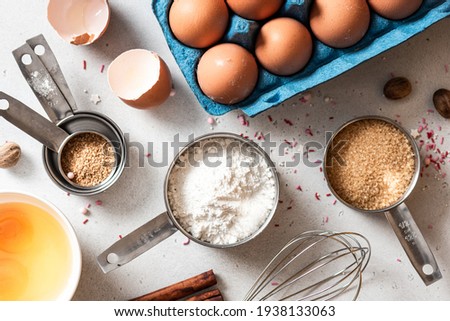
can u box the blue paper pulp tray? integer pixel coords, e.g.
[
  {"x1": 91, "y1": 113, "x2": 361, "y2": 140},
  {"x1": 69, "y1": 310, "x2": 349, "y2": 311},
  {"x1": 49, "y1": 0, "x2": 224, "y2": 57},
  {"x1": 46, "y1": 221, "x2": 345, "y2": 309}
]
[{"x1": 152, "y1": 0, "x2": 450, "y2": 117}]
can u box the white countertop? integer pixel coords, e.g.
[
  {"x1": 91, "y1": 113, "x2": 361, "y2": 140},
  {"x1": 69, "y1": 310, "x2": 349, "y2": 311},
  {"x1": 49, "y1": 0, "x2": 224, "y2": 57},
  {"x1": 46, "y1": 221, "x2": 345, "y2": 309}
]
[{"x1": 1, "y1": 0, "x2": 449, "y2": 301}]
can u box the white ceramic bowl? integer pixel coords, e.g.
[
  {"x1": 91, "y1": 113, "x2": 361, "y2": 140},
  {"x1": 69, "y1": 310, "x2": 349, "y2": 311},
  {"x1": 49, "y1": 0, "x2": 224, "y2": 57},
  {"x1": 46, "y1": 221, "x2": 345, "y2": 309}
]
[{"x1": 0, "y1": 191, "x2": 82, "y2": 300}]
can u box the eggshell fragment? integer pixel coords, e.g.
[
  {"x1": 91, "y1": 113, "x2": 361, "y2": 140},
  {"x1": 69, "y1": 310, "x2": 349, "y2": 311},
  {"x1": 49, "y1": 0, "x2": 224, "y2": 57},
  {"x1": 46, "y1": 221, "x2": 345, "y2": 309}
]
[
  {"x1": 256, "y1": 17, "x2": 313, "y2": 76},
  {"x1": 226, "y1": 0, "x2": 284, "y2": 20},
  {"x1": 197, "y1": 43, "x2": 258, "y2": 105},
  {"x1": 310, "y1": 0, "x2": 371, "y2": 49},
  {"x1": 368, "y1": 0, "x2": 423, "y2": 20},
  {"x1": 169, "y1": 0, "x2": 229, "y2": 48},
  {"x1": 47, "y1": 0, "x2": 110, "y2": 45},
  {"x1": 107, "y1": 49, "x2": 173, "y2": 109}
]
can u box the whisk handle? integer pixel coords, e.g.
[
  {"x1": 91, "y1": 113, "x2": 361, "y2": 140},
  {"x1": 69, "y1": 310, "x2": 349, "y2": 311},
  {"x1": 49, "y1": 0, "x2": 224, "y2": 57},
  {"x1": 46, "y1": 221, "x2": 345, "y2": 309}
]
[{"x1": 385, "y1": 203, "x2": 442, "y2": 286}]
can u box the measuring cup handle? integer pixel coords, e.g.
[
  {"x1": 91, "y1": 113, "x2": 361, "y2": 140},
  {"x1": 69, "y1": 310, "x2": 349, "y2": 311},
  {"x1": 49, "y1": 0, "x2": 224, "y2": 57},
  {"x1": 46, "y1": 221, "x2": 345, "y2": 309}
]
[
  {"x1": 385, "y1": 203, "x2": 442, "y2": 285},
  {"x1": 12, "y1": 35, "x2": 77, "y2": 123},
  {"x1": 0, "y1": 91, "x2": 69, "y2": 153},
  {"x1": 97, "y1": 212, "x2": 178, "y2": 273}
]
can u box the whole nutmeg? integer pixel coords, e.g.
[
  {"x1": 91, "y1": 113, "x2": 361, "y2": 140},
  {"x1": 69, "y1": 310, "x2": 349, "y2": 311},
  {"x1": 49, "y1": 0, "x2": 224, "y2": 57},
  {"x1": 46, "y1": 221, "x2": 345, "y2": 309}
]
[
  {"x1": 383, "y1": 77, "x2": 412, "y2": 100},
  {"x1": 0, "y1": 142, "x2": 21, "y2": 169},
  {"x1": 433, "y1": 89, "x2": 450, "y2": 119}
]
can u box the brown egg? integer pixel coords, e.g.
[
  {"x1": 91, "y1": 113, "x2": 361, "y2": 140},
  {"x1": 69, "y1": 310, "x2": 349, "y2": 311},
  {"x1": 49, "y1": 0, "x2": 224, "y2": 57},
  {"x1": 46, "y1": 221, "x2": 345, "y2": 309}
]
[
  {"x1": 255, "y1": 17, "x2": 312, "y2": 76},
  {"x1": 197, "y1": 43, "x2": 258, "y2": 105},
  {"x1": 107, "y1": 49, "x2": 173, "y2": 109},
  {"x1": 226, "y1": 0, "x2": 284, "y2": 20},
  {"x1": 368, "y1": 0, "x2": 423, "y2": 20},
  {"x1": 310, "y1": 0, "x2": 371, "y2": 49},
  {"x1": 169, "y1": 0, "x2": 229, "y2": 48}
]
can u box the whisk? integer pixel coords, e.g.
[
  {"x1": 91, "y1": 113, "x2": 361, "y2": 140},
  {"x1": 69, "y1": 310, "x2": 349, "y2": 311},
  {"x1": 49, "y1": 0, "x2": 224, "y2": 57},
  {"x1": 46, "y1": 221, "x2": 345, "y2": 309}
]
[{"x1": 244, "y1": 230, "x2": 371, "y2": 301}]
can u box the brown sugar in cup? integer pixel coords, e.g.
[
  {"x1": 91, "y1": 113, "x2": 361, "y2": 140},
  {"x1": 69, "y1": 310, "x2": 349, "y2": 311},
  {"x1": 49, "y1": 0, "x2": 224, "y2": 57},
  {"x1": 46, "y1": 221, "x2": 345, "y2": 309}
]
[
  {"x1": 60, "y1": 132, "x2": 115, "y2": 187},
  {"x1": 325, "y1": 118, "x2": 415, "y2": 211}
]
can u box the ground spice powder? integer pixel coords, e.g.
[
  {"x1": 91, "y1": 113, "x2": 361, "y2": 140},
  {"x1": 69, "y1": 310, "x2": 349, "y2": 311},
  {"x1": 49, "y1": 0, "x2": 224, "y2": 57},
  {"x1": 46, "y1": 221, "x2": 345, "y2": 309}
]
[
  {"x1": 61, "y1": 133, "x2": 115, "y2": 187},
  {"x1": 326, "y1": 119, "x2": 415, "y2": 211}
]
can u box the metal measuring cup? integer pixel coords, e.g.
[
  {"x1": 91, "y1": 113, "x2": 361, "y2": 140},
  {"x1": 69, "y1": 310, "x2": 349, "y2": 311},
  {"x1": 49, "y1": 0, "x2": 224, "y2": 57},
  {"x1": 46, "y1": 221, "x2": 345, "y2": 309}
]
[
  {"x1": 97, "y1": 132, "x2": 280, "y2": 273},
  {"x1": 0, "y1": 35, "x2": 126, "y2": 195},
  {"x1": 323, "y1": 115, "x2": 442, "y2": 285}
]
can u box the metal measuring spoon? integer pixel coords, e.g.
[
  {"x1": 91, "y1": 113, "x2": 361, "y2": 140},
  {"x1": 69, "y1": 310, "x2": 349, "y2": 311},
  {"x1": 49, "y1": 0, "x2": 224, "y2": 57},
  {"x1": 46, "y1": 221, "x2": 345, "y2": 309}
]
[
  {"x1": 324, "y1": 115, "x2": 442, "y2": 286},
  {"x1": 0, "y1": 92, "x2": 115, "y2": 190},
  {"x1": 97, "y1": 133, "x2": 280, "y2": 273},
  {"x1": 0, "y1": 92, "x2": 69, "y2": 153},
  {"x1": 4, "y1": 35, "x2": 126, "y2": 195}
]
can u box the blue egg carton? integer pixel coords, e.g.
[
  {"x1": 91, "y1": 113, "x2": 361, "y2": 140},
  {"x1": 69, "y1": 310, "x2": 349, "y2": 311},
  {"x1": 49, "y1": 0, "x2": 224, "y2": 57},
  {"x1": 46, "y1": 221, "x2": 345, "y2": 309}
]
[{"x1": 152, "y1": 0, "x2": 450, "y2": 117}]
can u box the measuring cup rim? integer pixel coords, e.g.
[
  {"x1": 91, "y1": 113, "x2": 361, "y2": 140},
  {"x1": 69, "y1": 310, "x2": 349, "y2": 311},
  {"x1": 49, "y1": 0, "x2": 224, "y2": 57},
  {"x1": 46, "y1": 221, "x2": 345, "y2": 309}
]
[
  {"x1": 42, "y1": 111, "x2": 127, "y2": 196},
  {"x1": 323, "y1": 115, "x2": 421, "y2": 214},
  {"x1": 163, "y1": 132, "x2": 280, "y2": 248}
]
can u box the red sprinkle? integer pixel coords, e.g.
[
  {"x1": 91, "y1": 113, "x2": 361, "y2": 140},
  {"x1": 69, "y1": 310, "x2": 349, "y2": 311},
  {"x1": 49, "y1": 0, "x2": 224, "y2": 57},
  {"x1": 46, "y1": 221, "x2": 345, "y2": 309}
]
[
  {"x1": 315, "y1": 192, "x2": 321, "y2": 201},
  {"x1": 441, "y1": 137, "x2": 445, "y2": 145},
  {"x1": 66, "y1": 192, "x2": 71, "y2": 197},
  {"x1": 396, "y1": 258, "x2": 402, "y2": 263},
  {"x1": 284, "y1": 118, "x2": 293, "y2": 126},
  {"x1": 333, "y1": 200, "x2": 337, "y2": 205},
  {"x1": 323, "y1": 216, "x2": 329, "y2": 223},
  {"x1": 86, "y1": 203, "x2": 91, "y2": 209},
  {"x1": 326, "y1": 193, "x2": 332, "y2": 197},
  {"x1": 183, "y1": 238, "x2": 190, "y2": 246},
  {"x1": 268, "y1": 115, "x2": 273, "y2": 122},
  {"x1": 119, "y1": 235, "x2": 123, "y2": 239},
  {"x1": 83, "y1": 60, "x2": 87, "y2": 70},
  {"x1": 83, "y1": 219, "x2": 89, "y2": 225},
  {"x1": 145, "y1": 153, "x2": 151, "y2": 158},
  {"x1": 305, "y1": 128, "x2": 313, "y2": 137},
  {"x1": 95, "y1": 200, "x2": 103, "y2": 206},
  {"x1": 271, "y1": 282, "x2": 279, "y2": 286},
  {"x1": 287, "y1": 206, "x2": 292, "y2": 210},
  {"x1": 274, "y1": 224, "x2": 280, "y2": 227},
  {"x1": 100, "y1": 64, "x2": 105, "y2": 73},
  {"x1": 417, "y1": 126, "x2": 424, "y2": 133},
  {"x1": 296, "y1": 185, "x2": 303, "y2": 191},
  {"x1": 238, "y1": 114, "x2": 249, "y2": 126}
]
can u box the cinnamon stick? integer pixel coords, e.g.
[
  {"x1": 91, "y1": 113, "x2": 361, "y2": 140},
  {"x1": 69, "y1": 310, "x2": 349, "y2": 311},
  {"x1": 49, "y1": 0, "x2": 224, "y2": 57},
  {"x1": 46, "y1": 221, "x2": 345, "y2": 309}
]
[
  {"x1": 131, "y1": 270, "x2": 217, "y2": 301},
  {"x1": 185, "y1": 289, "x2": 222, "y2": 301}
]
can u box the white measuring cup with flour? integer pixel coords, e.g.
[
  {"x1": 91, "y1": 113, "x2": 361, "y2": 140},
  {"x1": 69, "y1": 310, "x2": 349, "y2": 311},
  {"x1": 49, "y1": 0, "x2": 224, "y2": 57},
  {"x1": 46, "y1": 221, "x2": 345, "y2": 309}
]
[
  {"x1": 98, "y1": 132, "x2": 280, "y2": 273},
  {"x1": 324, "y1": 116, "x2": 442, "y2": 285}
]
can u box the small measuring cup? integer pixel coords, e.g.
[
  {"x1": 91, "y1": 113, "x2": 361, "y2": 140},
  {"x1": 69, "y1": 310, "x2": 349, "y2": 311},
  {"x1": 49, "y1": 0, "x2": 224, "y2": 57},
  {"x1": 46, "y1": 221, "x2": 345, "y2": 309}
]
[
  {"x1": 0, "y1": 92, "x2": 122, "y2": 194},
  {"x1": 0, "y1": 35, "x2": 126, "y2": 195},
  {"x1": 323, "y1": 115, "x2": 442, "y2": 285},
  {"x1": 97, "y1": 132, "x2": 280, "y2": 273}
]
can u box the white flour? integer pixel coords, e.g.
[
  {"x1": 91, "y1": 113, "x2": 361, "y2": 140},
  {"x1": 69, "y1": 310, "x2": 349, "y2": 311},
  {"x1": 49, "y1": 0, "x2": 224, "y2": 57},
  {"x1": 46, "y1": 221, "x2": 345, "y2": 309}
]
[{"x1": 168, "y1": 137, "x2": 277, "y2": 245}]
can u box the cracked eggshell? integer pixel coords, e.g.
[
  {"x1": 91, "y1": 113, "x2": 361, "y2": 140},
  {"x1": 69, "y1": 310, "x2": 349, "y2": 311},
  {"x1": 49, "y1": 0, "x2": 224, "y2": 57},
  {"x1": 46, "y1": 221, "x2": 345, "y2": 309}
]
[
  {"x1": 107, "y1": 49, "x2": 173, "y2": 109},
  {"x1": 47, "y1": 0, "x2": 110, "y2": 45}
]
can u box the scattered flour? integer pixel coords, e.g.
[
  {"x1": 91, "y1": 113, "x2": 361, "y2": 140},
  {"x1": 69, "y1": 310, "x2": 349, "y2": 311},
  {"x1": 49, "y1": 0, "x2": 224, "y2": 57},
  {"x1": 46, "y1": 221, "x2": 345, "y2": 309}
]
[
  {"x1": 168, "y1": 137, "x2": 277, "y2": 245},
  {"x1": 28, "y1": 70, "x2": 56, "y2": 98}
]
